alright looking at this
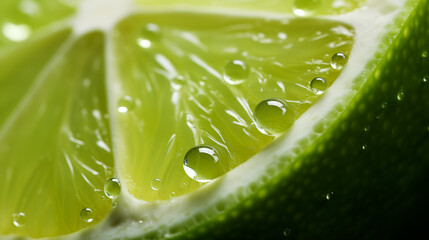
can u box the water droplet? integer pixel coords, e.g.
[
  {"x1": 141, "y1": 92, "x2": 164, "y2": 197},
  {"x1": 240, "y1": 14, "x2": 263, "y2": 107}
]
[
  {"x1": 422, "y1": 50, "x2": 428, "y2": 58},
  {"x1": 310, "y1": 77, "x2": 328, "y2": 95},
  {"x1": 330, "y1": 52, "x2": 348, "y2": 70},
  {"x1": 172, "y1": 75, "x2": 186, "y2": 90},
  {"x1": 117, "y1": 96, "x2": 135, "y2": 113},
  {"x1": 223, "y1": 59, "x2": 250, "y2": 85},
  {"x1": 12, "y1": 212, "x2": 26, "y2": 227},
  {"x1": 137, "y1": 23, "x2": 161, "y2": 48},
  {"x1": 183, "y1": 145, "x2": 223, "y2": 182},
  {"x1": 292, "y1": 0, "x2": 320, "y2": 16},
  {"x1": 397, "y1": 91, "x2": 404, "y2": 101},
  {"x1": 364, "y1": 126, "x2": 370, "y2": 132},
  {"x1": 278, "y1": 32, "x2": 287, "y2": 40},
  {"x1": 169, "y1": 192, "x2": 177, "y2": 202},
  {"x1": 150, "y1": 178, "x2": 162, "y2": 191},
  {"x1": 362, "y1": 144, "x2": 368, "y2": 150},
  {"x1": 104, "y1": 178, "x2": 121, "y2": 199},
  {"x1": 2, "y1": 23, "x2": 31, "y2": 42},
  {"x1": 254, "y1": 98, "x2": 294, "y2": 135},
  {"x1": 80, "y1": 208, "x2": 94, "y2": 223},
  {"x1": 381, "y1": 101, "x2": 388, "y2": 109},
  {"x1": 423, "y1": 74, "x2": 428, "y2": 83},
  {"x1": 283, "y1": 227, "x2": 292, "y2": 237},
  {"x1": 112, "y1": 201, "x2": 118, "y2": 208},
  {"x1": 141, "y1": 23, "x2": 161, "y2": 40},
  {"x1": 325, "y1": 191, "x2": 335, "y2": 200},
  {"x1": 19, "y1": 0, "x2": 40, "y2": 16}
]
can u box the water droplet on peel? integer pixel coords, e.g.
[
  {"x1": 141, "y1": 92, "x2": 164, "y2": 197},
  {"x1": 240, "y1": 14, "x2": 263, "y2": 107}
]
[
  {"x1": 223, "y1": 59, "x2": 250, "y2": 85},
  {"x1": 422, "y1": 50, "x2": 428, "y2": 58},
  {"x1": 362, "y1": 144, "x2": 368, "y2": 150},
  {"x1": 183, "y1": 145, "x2": 223, "y2": 182},
  {"x1": 364, "y1": 126, "x2": 370, "y2": 132},
  {"x1": 150, "y1": 178, "x2": 162, "y2": 191},
  {"x1": 423, "y1": 75, "x2": 428, "y2": 83},
  {"x1": 283, "y1": 227, "x2": 292, "y2": 237},
  {"x1": 104, "y1": 178, "x2": 121, "y2": 199},
  {"x1": 12, "y1": 212, "x2": 26, "y2": 227},
  {"x1": 292, "y1": 0, "x2": 320, "y2": 16},
  {"x1": 330, "y1": 52, "x2": 348, "y2": 70},
  {"x1": 137, "y1": 23, "x2": 161, "y2": 48},
  {"x1": 397, "y1": 91, "x2": 404, "y2": 101},
  {"x1": 325, "y1": 191, "x2": 335, "y2": 200},
  {"x1": 310, "y1": 77, "x2": 328, "y2": 95},
  {"x1": 254, "y1": 98, "x2": 294, "y2": 135},
  {"x1": 112, "y1": 201, "x2": 118, "y2": 208},
  {"x1": 80, "y1": 208, "x2": 94, "y2": 223},
  {"x1": 117, "y1": 96, "x2": 135, "y2": 113},
  {"x1": 381, "y1": 101, "x2": 388, "y2": 109}
]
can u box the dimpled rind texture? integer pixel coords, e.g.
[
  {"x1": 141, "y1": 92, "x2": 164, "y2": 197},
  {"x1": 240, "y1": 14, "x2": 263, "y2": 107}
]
[{"x1": 145, "y1": 0, "x2": 429, "y2": 239}]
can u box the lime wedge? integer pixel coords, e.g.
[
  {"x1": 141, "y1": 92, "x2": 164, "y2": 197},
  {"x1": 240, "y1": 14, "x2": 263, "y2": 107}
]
[{"x1": 112, "y1": 13, "x2": 354, "y2": 201}]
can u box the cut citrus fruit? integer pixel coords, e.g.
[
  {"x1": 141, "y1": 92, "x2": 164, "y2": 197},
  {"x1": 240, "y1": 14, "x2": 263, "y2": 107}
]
[{"x1": 0, "y1": 0, "x2": 428, "y2": 239}]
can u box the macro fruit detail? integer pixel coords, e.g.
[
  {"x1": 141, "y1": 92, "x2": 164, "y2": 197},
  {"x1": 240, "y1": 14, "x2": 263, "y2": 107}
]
[{"x1": 157, "y1": 1, "x2": 429, "y2": 239}]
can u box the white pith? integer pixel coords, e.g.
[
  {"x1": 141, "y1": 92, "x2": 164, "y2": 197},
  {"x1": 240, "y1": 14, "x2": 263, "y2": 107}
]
[{"x1": 2, "y1": 0, "x2": 411, "y2": 239}]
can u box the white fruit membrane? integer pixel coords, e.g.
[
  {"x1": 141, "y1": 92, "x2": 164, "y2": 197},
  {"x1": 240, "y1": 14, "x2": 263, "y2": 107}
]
[
  {"x1": 72, "y1": 0, "x2": 136, "y2": 34},
  {"x1": 60, "y1": 0, "x2": 412, "y2": 239}
]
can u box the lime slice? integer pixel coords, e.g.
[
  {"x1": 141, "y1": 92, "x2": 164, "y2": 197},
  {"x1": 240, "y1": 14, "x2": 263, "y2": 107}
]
[{"x1": 0, "y1": 0, "x2": 428, "y2": 239}]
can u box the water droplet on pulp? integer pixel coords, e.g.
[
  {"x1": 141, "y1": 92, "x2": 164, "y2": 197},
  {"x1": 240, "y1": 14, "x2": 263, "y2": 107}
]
[
  {"x1": 254, "y1": 98, "x2": 294, "y2": 135},
  {"x1": 137, "y1": 23, "x2": 161, "y2": 48},
  {"x1": 292, "y1": 0, "x2": 320, "y2": 16},
  {"x1": 330, "y1": 52, "x2": 348, "y2": 70},
  {"x1": 12, "y1": 212, "x2": 26, "y2": 227},
  {"x1": 183, "y1": 145, "x2": 223, "y2": 182},
  {"x1": 104, "y1": 178, "x2": 121, "y2": 199},
  {"x1": 310, "y1": 77, "x2": 328, "y2": 95},
  {"x1": 80, "y1": 208, "x2": 94, "y2": 223},
  {"x1": 151, "y1": 178, "x2": 162, "y2": 191},
  {"x1": 117, "y1": 96, "x2": 135, "y2": 113},
  {"x1": 223, "y1": 59, "x2": 250, "y2": 85}
]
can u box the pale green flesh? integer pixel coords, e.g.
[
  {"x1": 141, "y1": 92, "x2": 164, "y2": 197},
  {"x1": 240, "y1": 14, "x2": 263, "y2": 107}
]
[
  {"x1": 0, "y1": 29, "x2": 71, "y2": 128},
  {"x1": 112, "y1": 13, "x2": 354, "y2": 201},
  {"x1": 0, "y1": 31, "x2": 113, "y2": 237}
]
